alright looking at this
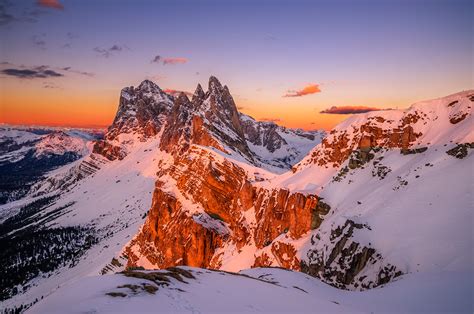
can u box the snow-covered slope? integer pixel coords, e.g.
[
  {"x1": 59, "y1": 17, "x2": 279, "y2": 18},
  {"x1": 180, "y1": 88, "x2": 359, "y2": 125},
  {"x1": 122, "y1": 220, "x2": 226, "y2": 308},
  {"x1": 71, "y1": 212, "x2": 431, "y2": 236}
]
[
  {"x1": 240, "y1": 113, "x2": 325, "y2": 171},
  {"x1": 27, "y1": 267, "x2": 472, "y2": 313},
  {"x1": 0, "y1": 133, "x2": 165, "y2": 309}
]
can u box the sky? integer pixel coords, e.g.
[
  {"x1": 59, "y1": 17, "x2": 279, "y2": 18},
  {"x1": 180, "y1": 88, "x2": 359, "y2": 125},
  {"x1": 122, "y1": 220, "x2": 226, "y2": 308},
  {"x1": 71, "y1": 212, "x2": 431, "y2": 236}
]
[{"x1": 0, "y1": 0, "x2": 472, "y2": 130}]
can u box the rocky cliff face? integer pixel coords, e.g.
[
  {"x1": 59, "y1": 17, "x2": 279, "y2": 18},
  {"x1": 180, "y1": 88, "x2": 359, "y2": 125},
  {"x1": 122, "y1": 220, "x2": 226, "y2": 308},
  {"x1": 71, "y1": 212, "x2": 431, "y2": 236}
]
[
  {"x1": 124, "y1": 143, "x2": 327, "y2": 272},
  {"x1": 159, "y1": 77, "x2": 253, "y2": 161}
]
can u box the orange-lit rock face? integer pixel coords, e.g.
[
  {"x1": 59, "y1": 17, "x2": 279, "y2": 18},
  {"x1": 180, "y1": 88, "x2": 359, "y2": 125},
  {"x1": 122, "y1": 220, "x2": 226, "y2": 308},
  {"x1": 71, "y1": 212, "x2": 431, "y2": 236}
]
[
  {"x1": 124, "y1": 144, "x2": 325, "y2": 271},
  {"x1": 296, "y1": 114, "x2": 423, "y2": 170},
  {"x1": 253, "y1": 189, "x2": 318, "y2": 248},
  {"x1": 124, "y1": 184, "x2": 226, "y2": 269}
]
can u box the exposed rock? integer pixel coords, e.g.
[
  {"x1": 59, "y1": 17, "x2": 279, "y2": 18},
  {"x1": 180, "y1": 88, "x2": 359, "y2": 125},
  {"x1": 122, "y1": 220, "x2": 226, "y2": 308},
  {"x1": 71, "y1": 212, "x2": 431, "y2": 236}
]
[
  {"x1": 106, "y1": 80, "x2": 173, "y2": 141},
  {"x1": 446, "y1": 143, "x2": 474, "y2": 159},
  {"x1": 295, "y1": 113, "x2": 424, "y2": 170},
  {"x1": 240, "y1": 114, "x2": 323, "y2": 169},
  {"x1": 301, "y1": 219, "x2": 402, "y2": 290},
  {"x1": 124, "y1": 144, "x2": 326, "y2": 272},
  {"x1": 400, "y1": 147, "x2": 428, "y2": 155},
  {"x1": 92, "y1": 140, "x2": 125, "y2": 161}
]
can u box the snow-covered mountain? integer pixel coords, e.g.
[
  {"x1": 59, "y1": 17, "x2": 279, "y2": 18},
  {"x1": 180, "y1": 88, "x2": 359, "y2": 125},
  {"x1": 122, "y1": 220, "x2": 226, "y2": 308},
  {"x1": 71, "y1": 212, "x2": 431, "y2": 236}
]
[
  {"x1": 0, "y1": 126, "x2": 102, "y2": 205},
  {"x1": 0, "y1": 79, "x2": 472, "y2": 313},
  {"x1": 240, "y1": 113, "x2": 325, "y2": 171}
]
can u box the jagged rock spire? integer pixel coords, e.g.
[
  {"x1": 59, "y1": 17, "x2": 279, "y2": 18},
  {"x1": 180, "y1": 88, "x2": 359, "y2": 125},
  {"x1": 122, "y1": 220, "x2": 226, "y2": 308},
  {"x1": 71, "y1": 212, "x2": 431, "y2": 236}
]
[
  {"x1": 208, "y1": 76, "x2": 222, "y2": 92},
  {"x1": 176, "y1": 92, "x2": 191, "y2": 106},
  {"x1": 192, "y1": 83, "x2": 205, "y2": 103}
]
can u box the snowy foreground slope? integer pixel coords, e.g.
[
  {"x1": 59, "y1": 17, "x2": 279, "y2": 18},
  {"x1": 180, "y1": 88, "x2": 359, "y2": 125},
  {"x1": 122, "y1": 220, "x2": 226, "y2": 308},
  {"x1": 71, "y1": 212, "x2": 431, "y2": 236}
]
[
  {"x1": 28, "y1": 267, "x2": 472, "y2": 313},
  {"x1": 1, "y1": 79, "x2": 473, "y2": 313}
]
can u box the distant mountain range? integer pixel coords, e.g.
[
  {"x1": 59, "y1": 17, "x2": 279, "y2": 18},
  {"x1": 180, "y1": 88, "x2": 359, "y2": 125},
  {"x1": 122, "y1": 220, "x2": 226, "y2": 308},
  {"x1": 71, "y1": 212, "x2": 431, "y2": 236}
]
[{"x1": 0, "y1": 77, "x2": 472, "y2": 313}]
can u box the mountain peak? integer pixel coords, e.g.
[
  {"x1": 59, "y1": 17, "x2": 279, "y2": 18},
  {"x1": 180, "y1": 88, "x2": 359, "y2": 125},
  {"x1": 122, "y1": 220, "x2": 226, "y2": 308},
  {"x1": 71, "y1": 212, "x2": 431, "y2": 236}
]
[
  {"x1": 176, "y1": 92, "x2": 190, "y2": 104},
  {"x1": 192, "y1": 83, "x2": 205, "y2": 103},
  {"x1": 208, "y1": 76, "x2": 223, "y2": 92},
  {"x1": 137, "y1": 79, "x2": 162, "y2": 93}
]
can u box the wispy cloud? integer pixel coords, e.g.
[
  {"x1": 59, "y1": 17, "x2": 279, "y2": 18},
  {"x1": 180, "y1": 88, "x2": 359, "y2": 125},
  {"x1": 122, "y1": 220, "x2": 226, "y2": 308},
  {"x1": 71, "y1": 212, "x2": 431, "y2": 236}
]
[
  {"x1": 163, "y1": 57, "x2": 188, "y2": 65},
  {"x1": 320, "y1": 105, "x2": 382, "y2": 114},
  {"x1": 42, "y1": 81, "x2": 62, "y2": 89},
  {"x1": 62, "y1": 32, "x2": 78, "y2": 48},
  {"x1": 163, "y1": 88, "x2": 193, "y2": 97},
  {"x1": 151, "y1": 55, "x2": 188, "y2": 65},
  {"x1": 32, "y1": 34, "x2": 46, "y2": 49},
  {"x1": 66, "y1": 32, "x2": 77, "y2": 40},
  {"x1": 1, "y1": 1, "x2": 50, "y2": 26},
  {"x1": 0, "y1": 63, "x2": 94, "y2": 79},
  {"x1": 1, "y1": 66, "x2": 63, "y2": 79},
  {"x1": 94, "y1": 45, "x2": 129, "y2": 58},
  {"x1": 0, "y1": 1, "x2": 15, "y2": 26},
  {"x1": 259, "y1": 117, "x2": 281, "y2": 123},
  {"x1": 283, "y1": 83, "x2": 321, "y2": 97},
  {"x1": 151, "y1": 55, "x2": 161, "y2": 63},
  {"x1": 37, "y1": 0, "x2": 63, "y2": 10},
  {"x1": 62, "y1": 67, "x2": 94, "y2": 77}
]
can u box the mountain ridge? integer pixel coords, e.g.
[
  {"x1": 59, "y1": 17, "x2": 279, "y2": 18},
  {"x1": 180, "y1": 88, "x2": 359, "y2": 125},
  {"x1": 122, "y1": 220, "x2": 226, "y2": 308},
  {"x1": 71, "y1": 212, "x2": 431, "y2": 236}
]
[{"x1": 0, "y1": 79, "x2": 472, "y2": 311}]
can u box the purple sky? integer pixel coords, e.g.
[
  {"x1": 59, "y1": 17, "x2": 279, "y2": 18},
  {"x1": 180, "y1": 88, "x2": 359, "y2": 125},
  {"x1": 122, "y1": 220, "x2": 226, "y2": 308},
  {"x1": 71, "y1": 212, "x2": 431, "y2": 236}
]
[{"x1": 0, "y1": 0, "x2": 472, "y2": 129}]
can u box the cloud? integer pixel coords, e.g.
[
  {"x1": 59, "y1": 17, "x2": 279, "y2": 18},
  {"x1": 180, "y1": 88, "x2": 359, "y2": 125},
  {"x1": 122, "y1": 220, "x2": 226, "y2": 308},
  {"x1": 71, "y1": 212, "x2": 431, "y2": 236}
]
[
  {"x1": 320, "y1": 105, "x2": 382, "y2": 114},
  {"x1": 42, "y1": 81, "x2": 62, "y2": 89},
  {"x1": 259, "y1": 118, "x2": 281, "y2": 123},
  {"x1": 163, "y1": 88, "x2": 193, "y2": 97},
  {"x1": 109, "y1": 44, "x2": 122, "y2": 52},
  {"x1": 283, "y1": 84, "x2": 321, "y2": 97},
  {"x1": 163, "y1": 57, "x2": 188, "y2": 65},
  {"x1": 32, "y1": 34, "x2": 46, "y2": 49},
  {"x1": 61, "y1": 32, "x2": 78, "y2": 48},
  {"x1": 66, "y1": 32, "x2": 77, "y2": 40},
  {"x1": 62, "y1": 67, "x2": 94, "y2": 77},
  {"x1": 37, "y1": 0, "x2": 63, "y2": 10},
  {"x1": 0, "y1": 2, "x2": 15, "y2": 26},
  {"x1": 94, "y1": 45, "x2": 129, "y2": 58},
  {"x1": 1, "y1": 66, "x2": 63, "y2": 79},
  {"x1": 151, "y1": 55, "x2": 161, "y2": 63},
  {"x1": 151, "y1": 55, "x2": 188, "y2": 65},
  {"x1": 0, "y1": 63, "x2": 93, "y2": 79},
  {"x1": 0, "y1": 1, "x2": 50, "y2": 26}
]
